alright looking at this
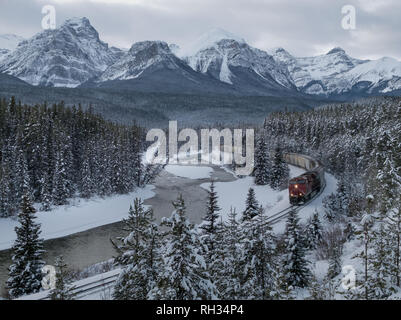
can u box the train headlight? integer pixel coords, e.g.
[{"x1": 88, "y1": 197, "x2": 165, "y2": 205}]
[
  {"x1": 299, "y1": 193, "x2": 302, "y2": 196},
  {"x1": 295, "y1": 185, "x2": 298, "y2": 188}
]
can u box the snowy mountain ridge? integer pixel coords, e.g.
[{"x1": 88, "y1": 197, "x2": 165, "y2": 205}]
[
  {"x1": 1, "y1": 17, "x2": 401, "y2": 96},
  {"x1": 268, "y1": 47, "x2": 401, "y2": 95},
  {"x1": 0, "y1": 34, "x2": 25, "y2": 61},
  {"x1": 0, "y1": 17, "x2": 119, "y2": 87}
]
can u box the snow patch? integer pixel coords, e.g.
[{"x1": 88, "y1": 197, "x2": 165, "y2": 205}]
[
  {"x1": 165, "y1": 165, "x2": 213, "y2": 179},
  {"x1": 0, "y1": 186, "x2": 155, "y2": 251}
]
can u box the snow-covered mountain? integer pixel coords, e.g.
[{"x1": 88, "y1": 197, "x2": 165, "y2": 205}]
[
  {"x1": 98, "y1": 41, "x2": 180, "y2": 81},
  {"x1": 0, "y1": 34, "x2": 25, "y2": 61},
  {"x1": 268, "y1": 47, "x2": 401, "y2": 96},
  {"x1": 0, "y1": 18, "x2": 119, "y2": 87},
  {"x1": 1, "y1": 18, "x2": 400, "y2": 97},
  {"x1": 88, "y1": 40, "x2": 239, "y2": 95},
  {"x1": 179, "y1": 29, "x2": 296, "y2": 94}
]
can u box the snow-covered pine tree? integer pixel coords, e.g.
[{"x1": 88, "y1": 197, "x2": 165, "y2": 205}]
[
  {"x1": 254, "y1": 134, "x2": 271, "y2": 185},
  {"x1": 386, "y1": 196, "x2": 401, "y2": 287},
  {"x1": 200, "y1": 181, "x2": 221, "y2": 257},
  {"x1": 49, "y1": 255, "x2": 75, "y2": 300},
  {"x1": 327, "y1": 244, "x2": 342, "y2": 279},
  {"x1": 305, "y1": 211, "x2": 323, "y2": 250},
  {"x1": 152, "y1": 194, "x2": 216, "y2": 300},
  {"x1": 282, "y1": 209, "x2": 311, "y2": 288},
  {"x1": 52, "y1": 150, "x2": 69, "y2": 205},
  {"x1": 352, "y1": 205, "x2": 375, "y2": 300},
  {"x1": 270, "y1": 263, "x2": 295, "y2": 300},
  {"x1": 199, "y1": 181, "x2": 221, "y2": 295},
  {"x1": 270, "y1": 147, "x2": 289, "y2": 190},
  {"x1": 0, "y1": 159, "x2": 12, "y2": 217},
  {"x1": 242, "y1": 188, "x2": 259, "y2": 222},
  {"x1": 215, "y1": 207, "x2": 243, "y2": 299},
  {"x1": 241, "y1": 207, "x2": 276, "y2": 299},
  {"x1": 39, "y1": 172, "x2": 52, "y2": 211},
  {"x1": 7, "y1": 193, "x2": 45, "y2": 298},
  {"x1": 367, "y1": 223, "x2": 394, "y2": 299},
  {"x1": 112, "y1": 198, "x2": 161, "y2": 300},
  {"x1": 80, "y1": 151, "x2": 94, "y2": 198},
  {"x1": 376, "y1": 130, "x2": 401, "y2": 215}
]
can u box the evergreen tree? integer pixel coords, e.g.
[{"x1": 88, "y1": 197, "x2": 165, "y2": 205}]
[
  {"x1": 152, "y1": 194, "x2": 216, "y2": 300},
  {"x1": 387, "y1": 197, "x2": 401, "y2": 287},
  {"x1": 7, "y1": 193, "x2": 45, "y2": 298},
  {"x1": 112, "y1": 198, "x2": 161, "y2": 300},
  {"x1": 199, "y1": 181, "x2": 221, "y2": 295},
  {"x1": 216, "y1": 207, "x2": 243, "y2": 299},
  {"x1": 368, "y1": 224, "x2": 394, "y2": 299},
  {"x1": 282, "y1": 210, "x2": 311, "y2": 288},
  {"x1": 305, "y1": 211, "x2": 323, "y2": 249},
  {"x1": 49, "y1": 255, "x2": 75, "y2": 300},
  {"x1": 39, "y1": 172, "x2": 52, "y2": 211},
  {"x1": 200, "y1": 181, "x2": 221, "y2": 256},
  {"x1": 52, "y1": 150, "x2": 69, "y2": 205},
  {"x1": 254, "y1": 134, "x2": 271, "y2": 185},
  {"x1": 242, "y1": 188, "x2": 259, "y2": 222},
  {"x1": 270, "y1": 147, "x2": 289, "y2": 190},
  {"x1": 352, "y1": 206, "x2": 375, "y2": 300},
  {"x1": 241, "y1": 207, "x2": 276, "y2": 299},
  {"x1": 327, "y1": 244, "x2": 342, "y2": 279}
]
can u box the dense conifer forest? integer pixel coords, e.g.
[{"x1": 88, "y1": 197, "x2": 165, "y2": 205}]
[{"x1": 0, "y1": 97, "x2": 154, "y2": 217}]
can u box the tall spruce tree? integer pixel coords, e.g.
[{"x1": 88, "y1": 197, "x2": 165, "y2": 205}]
[
  {"x1": 305, "y1": 211, "x2": 323, "y2": 250},
  {"x1": 112, "y1": 198, "x2": 161, "y2": 300},
  {"x1": 7, "y1": 193, "x2": 45, "y2": 298},
  {"x1": 216, "y1": 207, "x2": 243, "y2": 299},
  {"x1": 254, "y1": 134, "x2": 271, "y2": 185},
  {"x1": 241, "y1": 207, "x2": 276, "y2": 299},
  {"x1": 270, "y1": 147, "x2": 289, "y2": 190},
  {"x1": 282, "y1": 209, "x2": 310, "y2": 288},
  {"x1": 152, "y1": 194, "x2": 216, "y2": 300},
  {"x1": 242, "y1": 188, "x2": 259, "y2": 222}
]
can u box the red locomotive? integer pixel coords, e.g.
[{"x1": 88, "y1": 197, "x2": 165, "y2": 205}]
[{"x1": 284, "y1": 153, "x2": 325, "y2": 205}]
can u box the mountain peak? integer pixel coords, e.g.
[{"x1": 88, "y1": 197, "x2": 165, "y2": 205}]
[
  {"x1": 63, "y1": 17, "x2": 91, "y2": 27},
  {"x1": 128, "y1": 40, "x2": 171, "y2": 56},
  {"x1": 327, "y1": 47, "x2": 346, "y2": 55},
  {"x1": 178, "y1": 27, "x2": 245, "y2": 57}
]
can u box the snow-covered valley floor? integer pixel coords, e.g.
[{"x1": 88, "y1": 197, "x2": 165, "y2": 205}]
[{"x1": 1, "y1": 162, "x2": 339, "y2": 299}]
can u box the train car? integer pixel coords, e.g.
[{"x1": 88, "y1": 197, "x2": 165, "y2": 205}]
[{"x1": 284, "y1": 153, "x2": 325, "y2": 205}]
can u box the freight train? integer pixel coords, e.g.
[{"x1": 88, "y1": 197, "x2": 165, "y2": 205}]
[{"x1": 283, "y1": 153, "x2": 325, "y2": 205}]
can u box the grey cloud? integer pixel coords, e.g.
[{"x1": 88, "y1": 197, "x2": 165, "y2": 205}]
[{"x1": 0, "y1": 0, "x2": 399, "y2": 60}]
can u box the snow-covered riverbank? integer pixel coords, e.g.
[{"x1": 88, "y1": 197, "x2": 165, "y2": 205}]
[{"x1": 0, "y1": 185, "x2": 155, "y2": 251}]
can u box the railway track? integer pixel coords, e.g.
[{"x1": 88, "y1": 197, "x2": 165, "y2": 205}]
[
  {"x1": 16, "y1": 268, "x2": 121, "y2": 300},
  {"x1": 265, "y1": 181, "x2": 326, "y2": 226},
  {"x1": 18, "y1": 153, "x2": 325, "y2": 300}
]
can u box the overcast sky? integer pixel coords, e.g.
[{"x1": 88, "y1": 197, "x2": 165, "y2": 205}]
[{"x1": 0, "y1": 0, "x2": 400, "y2": 60}]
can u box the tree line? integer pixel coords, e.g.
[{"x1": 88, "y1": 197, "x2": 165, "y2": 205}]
[{"x1": 0, "y1": 97, "x2": 158, "y2": 217}]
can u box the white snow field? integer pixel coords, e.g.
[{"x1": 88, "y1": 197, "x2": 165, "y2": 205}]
[
  {"x1": 0, "y1": 186, "x2": 155, "y2": 251},
  {"x1": 201, "y1": 165, "x2": 338, "y2": 233},
  {"x1": 165, "y1": 164, "x2": 213, "y2": 179}
]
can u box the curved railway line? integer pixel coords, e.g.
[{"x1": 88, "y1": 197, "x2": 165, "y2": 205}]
[{"x1": 18, "y1": 153, "x2": 325, "y2": 300}]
